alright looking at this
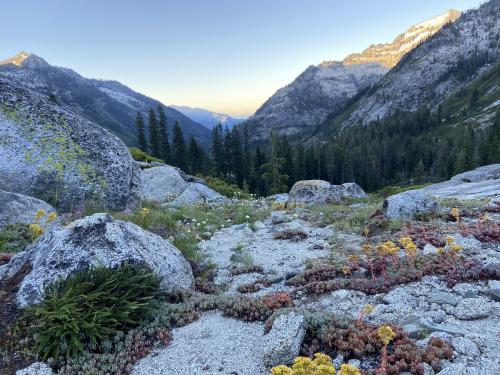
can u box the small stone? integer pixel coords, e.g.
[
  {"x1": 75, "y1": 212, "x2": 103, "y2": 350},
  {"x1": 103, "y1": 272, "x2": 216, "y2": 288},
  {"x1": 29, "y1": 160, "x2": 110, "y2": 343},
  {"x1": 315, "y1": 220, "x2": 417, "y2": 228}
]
[
  {"x1": 427, "y1": 291, "x2": 459, "y2": 306},
  {"x1": 16, "y1": 362, "x2": 54, "y2": 375},
  {"x1": 263, "y1": 312, "x2": 306, "y2": 367},
  {"x1": 347, "y1": 359, "x2": 361, "y2": 368},
  {"x1": 436, "y1": 363, "x2": 466, "y2": 375},
  {"x1": 453, "y1": 297, "x2": 492, "y2": 320},
  {"x1": 383, "y1": 287, "x2": 417, "y2": 307},
  {"x1": 423, "y1": 244, "x2": 438, "y2": 255},
  {"x1": 402, "y1": 317, "x2": 467, "y2": 338},
  {"x1": 451, "y1": 337, "x2": 480, "y2": 358}
]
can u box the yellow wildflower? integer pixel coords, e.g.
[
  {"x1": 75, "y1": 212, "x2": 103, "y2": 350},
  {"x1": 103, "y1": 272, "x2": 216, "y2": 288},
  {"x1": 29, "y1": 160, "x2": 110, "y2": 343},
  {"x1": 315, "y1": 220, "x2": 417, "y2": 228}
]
[
  {"x1": 339, "y1": 363, "x2": 362, "y2": 375},
  {"x1": 362, "y1": 304, "x2": 374, "y2": 315},
  {"x1": 140, "y1": 207, "x2": 150, "y2": 218},
  {"x1": 383, "y1": 241, "x2": 399, "y2": 255},
  {"x1": 362, "y1": 244, "x2": 373, "y2": 255},
  {"x1": 271, "y1": 365, "x2": 293, "y2": 375},
  {"x1": 450, "y1": 244, "x2": 462, "y2": 254},
  {"x1": 29, "y1": 223, "x2": 44, "y2": 237},
  {"x1": 376, "y1": 244, "x2": 387, "y2": 256},
  {"x1": 341, "y1": 265, "x2": 351, "y2": 275},
  {"x1": 437, "y1": 247, "x2": 445, "y2": 255},
  {"x1": 446, "y1": 236, "x2": 455, "y2": 246},
  {"x1": 46, "y1": 211, "x2": 57, "y2": 224},
  {"x1": 34, "y1": 209, "x2": 46, "y2": 222},
  {"x1": 348, "y1": 255, "x2": 360, "y2": 264},
  {"x1": 313, "y1": 353, "x2": 332, "y2": 367},
  {"x1": 363, "y1": 227, "x2": 370, "y2": 237},
  {"x1": 378, "y1": 325, "x2": 396, "y2": 345}
]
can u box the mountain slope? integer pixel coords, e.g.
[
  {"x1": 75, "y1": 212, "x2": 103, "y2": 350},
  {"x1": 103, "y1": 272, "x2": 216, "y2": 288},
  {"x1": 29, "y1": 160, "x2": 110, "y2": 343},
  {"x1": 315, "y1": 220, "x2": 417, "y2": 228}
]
[
  {"x1": 170, "y1": 105, "x2": 245, "y2": 130},
  {"x1": 239, "y1": 9, "x2": 459, "y2": 144},
  {"x1": 0, "y1": 53, "x2": 211, "y2": 148},
  {"x1": 343, "y1": 9, "x2": 461, "y2": 68},
  {"x1": 336, "y1": 0, "x2": 499, "y2": 129}
]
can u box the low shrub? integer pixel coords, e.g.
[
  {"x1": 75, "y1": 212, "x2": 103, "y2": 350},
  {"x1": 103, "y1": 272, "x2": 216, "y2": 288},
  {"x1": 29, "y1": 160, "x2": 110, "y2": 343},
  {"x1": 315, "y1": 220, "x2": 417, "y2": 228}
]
[
  {"x1": 274, "y1": 229, "x2": 308, "y2": 241},
  {"x1": 0, "y1": 223, "x2": 37, "y2": 254},
  {"x1": 22, "y1": 265, "x2": 161, "y2": 360},
  {"x1": 200, "y1": 175, "x2": 252, "y2": 199},
  {"x1": 129, "y1": 148, "x2": 164, "y2": 163}
]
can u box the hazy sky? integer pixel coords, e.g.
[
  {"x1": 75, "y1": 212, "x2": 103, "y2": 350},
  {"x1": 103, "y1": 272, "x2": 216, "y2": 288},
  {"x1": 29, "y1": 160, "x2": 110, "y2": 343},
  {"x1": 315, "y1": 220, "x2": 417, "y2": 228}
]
[{"x1": 1, "y1": 0, "x2": 484, "y2": 116}]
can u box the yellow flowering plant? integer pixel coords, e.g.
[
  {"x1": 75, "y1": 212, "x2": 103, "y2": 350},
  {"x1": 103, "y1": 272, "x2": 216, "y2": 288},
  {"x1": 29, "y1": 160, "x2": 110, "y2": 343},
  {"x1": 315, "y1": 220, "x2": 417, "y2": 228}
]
[
  {"x1": 271, "y1": 353, "x2": 339, "y2": 375},
  {"x1": 338, "y1": 364, "x2": 361, "y2": 375},
  {"x1": 29, "y1": 209, "x2": 58, "y2": 239}
]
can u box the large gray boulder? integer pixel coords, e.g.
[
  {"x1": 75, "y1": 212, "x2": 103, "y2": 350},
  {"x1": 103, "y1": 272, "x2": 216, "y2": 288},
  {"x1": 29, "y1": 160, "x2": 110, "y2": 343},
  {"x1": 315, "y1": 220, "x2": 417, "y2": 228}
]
[
  {"x1": 339, "y1": 182, "x2": 368, "y2": 199},
  {"x1": 382, "y1": 190, "x2": 438, "y2": 219},
  {"x1": 170, "y1": 183, "x2": 229, "y2": 206},
  {"x1": 0, "y1": 213, "x2": 193, "y2": 307},
  {"x1": 141, "y1": 165, "x2": 228, "y2": 206},
  {"x1": 263, "y1": 312, "x2": 306, "y2": 367},
  {"x1": 287, "y1": 180, "x2": 366, "y2": 207},
  {"x1": 420, "y1": 164, "x2": 500, "y2": 200},
  {"x1": 141, "y1": 165, "x2": 188, "y2": 201},
  {"x1": 0, "y1": 190, "x2": 57, "y2": 230},
  {"x1": 0, "y1": 80, "x2": 140, "y2": 211}
]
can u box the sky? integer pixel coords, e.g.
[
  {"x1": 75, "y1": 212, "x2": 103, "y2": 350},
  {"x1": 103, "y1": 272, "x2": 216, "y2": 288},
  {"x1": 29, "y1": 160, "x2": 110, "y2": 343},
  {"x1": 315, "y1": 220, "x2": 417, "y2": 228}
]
[{"x1": 1, "y1": 0, "x2": 484, "y2": 117}]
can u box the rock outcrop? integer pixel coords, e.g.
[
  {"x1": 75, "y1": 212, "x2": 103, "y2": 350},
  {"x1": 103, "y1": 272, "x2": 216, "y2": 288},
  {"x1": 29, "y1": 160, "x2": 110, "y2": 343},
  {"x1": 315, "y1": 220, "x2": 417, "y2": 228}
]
[
  {"x1": 141, "y1": 165, "x2": 228, "y2": 205},
  {"x1": 382, "y1": 190, "x2": 438, "y2": 219},
  {"x1": 0, "y1": 191, "x2": 57, "y2": 229},
  {"x1": 0, "y1": 213, "x2": 193, "y2": 307},
  {"x1": 421, "y1": 164, "x2": 500, "y2": 200},
  {"x1": 287, "y1": 180, "x2": 366, "y2": 207},
  {"x1": 0, "y1": 80, "x2": 140, "y2": 212}
]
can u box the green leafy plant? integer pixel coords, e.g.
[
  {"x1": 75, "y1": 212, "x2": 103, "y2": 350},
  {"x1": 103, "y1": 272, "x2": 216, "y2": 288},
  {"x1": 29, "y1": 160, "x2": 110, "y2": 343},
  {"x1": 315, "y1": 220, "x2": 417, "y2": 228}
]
[
  {"x1": 129, "y1": 147, "x2": 165, "y2": 163},
  {"x1": 0, "y1": 223, "x2": 37, "y2": 253},
  {"x1": 23, "y1": 265, "x2": 161, "y2": 360}
]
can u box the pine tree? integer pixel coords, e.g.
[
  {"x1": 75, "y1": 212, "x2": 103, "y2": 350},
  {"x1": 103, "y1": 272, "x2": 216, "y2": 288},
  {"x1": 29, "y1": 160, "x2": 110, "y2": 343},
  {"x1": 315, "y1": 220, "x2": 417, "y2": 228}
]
[
  {"x1": 414, "y1": 159, "x2": 426, "y2": 184},
  {"x1": 188, "y1": 137, "x2": 204, "y2": 175},
  {"x1": 262, "y1": 131, "x2": 288, "y2": 194},
  {"x1": 211, "y1": 124, "x2": 225, "y2": 177},
  {"x1": 228, "y1": 127, "x2": 244, "y2": 187},
  {"x1": 157, "y1": 105, "x2": 170, "y2": 162},
  {"x1": 148, "y1": 109, "x2": 160, "y2": 158},
  {"x1": 136, "y1": 112, "x2": 148, "y2": 152},
  {"x1": 172, "y1": 122, "x2": 187, "y2": 170}
]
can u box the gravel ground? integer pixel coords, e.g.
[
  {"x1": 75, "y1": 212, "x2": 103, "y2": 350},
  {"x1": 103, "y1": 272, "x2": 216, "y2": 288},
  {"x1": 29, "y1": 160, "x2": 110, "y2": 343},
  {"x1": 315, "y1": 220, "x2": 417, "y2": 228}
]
[{"x1": 132, "y1": 311, "x2": 268, "y2": 375}]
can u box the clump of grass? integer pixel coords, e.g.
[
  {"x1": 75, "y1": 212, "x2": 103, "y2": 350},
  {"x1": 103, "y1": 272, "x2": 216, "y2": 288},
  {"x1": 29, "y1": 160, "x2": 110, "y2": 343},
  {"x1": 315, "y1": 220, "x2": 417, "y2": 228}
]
[
  {"x1": 21, "y1": 265, "x2": 161, "y2": 360},
  {"x1": 129, "y1": 147, "x2": 165, "y2": 164},
  {"x1": 0, "y1": 223, "x2": 37, "y2": 254},
  {"x1": 199, "y1": 175, "x2": 252, "y2": 199}
]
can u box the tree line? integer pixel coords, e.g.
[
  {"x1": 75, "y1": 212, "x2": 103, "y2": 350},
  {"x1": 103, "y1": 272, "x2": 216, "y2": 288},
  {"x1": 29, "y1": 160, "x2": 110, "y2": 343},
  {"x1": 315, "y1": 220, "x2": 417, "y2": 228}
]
[{"x1": 137, "y1": 105, "x2": 500, "y2": 197}]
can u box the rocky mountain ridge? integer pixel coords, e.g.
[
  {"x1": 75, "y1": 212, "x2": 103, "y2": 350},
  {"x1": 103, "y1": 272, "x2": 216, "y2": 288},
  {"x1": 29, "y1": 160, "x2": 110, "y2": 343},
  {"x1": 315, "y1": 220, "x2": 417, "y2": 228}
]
[
  {"x1": 343, "y1": 9, "x2": 461, "y2": 68},
  {"x1": 239, "y1": 9, "x2": 460, "y2": 144},
  {"x1": 337, "y1": 0, "x2": 499, "y2": 129},
  {"x1": 0, "y1": 52, "x2": 211, "y2": 148}
]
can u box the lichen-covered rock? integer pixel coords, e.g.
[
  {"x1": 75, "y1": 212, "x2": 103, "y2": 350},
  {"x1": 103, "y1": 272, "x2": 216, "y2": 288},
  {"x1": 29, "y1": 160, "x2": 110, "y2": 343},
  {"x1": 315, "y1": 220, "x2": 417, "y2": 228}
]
[
  {"x1": 382, "y1": 190, "x2": 438, "y2": 219},
  {"x1": 263, "y1": 312, "x2": 305, "y2": 367},
  {"x1": 0, "y1": 190, "x2": 57, "y2": 229},
  {"x1": 140, "y1": 165, "x2": 188, "y2": 201},
  {"x1": 339, "y1": 182, "x2": 368, "y2": 199},
  {"x1": 16, "y1": 362, "x2": 54, "y2": 375},
  {"x1": 170, "y1": 183, "x2": 229, "y2": 206},
  {"x1": 0, "y1": 213, "x2": 193, "y2": 307},
  {"x1": 287, "y1": 180, "x2": 366, "y2": 207},
  {"x1": 0, "y1": 80, "x2": 140, "y2": 211}
]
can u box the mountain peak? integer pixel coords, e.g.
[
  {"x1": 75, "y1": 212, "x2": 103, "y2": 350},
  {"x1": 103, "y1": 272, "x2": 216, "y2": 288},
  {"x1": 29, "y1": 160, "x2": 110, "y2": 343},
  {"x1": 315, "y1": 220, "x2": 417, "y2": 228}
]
[
  {"x1": 0, "y1": 51, "x2": 49, "y2": 68},
  {"x1": 343, "y1": 9, "x2": 461, "y2": 68}
]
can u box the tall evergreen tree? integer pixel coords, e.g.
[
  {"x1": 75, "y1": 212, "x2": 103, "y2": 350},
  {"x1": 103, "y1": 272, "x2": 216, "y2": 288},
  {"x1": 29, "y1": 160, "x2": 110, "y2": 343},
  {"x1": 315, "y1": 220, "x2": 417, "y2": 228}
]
[
  {"x1": 262, "y1": 131, "x2": 288, "y2": 194},
  {"x1": 172, "y1": 122, "x2": 187, "y2": 170},
  {"x1": 211, "y1": 124, "x2": 225, "y2": 177},
  {"x1": 188, "y1": 137, "x2": 204, "y2": 175},
  {"x1": 157, "y1": 105, "x2": 171, "y2": 162},
  {"x1": 135, "y1": 112, "x2": 148, "y2": 152},
  {"x1": 148, "y1": 109, "x2": 160, "y2": 158}
]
